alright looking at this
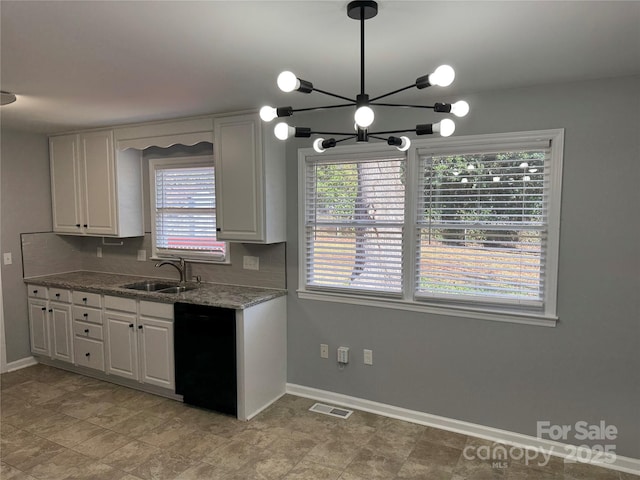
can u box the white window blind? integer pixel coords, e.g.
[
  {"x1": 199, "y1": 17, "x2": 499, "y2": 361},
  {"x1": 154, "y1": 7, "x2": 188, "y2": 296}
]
[
  {"x1": 304, "y1": 156, "x2": 405, "y2": 294},
  {"x1": 152, "y1": 159, "x2": 226, "y2": 261},
  {"x1": 416, "y1": 144, "x2": 551, "y2": 307}
]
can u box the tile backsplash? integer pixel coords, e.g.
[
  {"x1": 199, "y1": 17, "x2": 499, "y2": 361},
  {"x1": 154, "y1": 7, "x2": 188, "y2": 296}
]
[{"x1": 22, "y1": 232, "x2": 286, "y2": 289}]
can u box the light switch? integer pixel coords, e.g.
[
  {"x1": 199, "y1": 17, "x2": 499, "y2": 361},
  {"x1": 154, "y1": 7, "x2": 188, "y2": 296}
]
[{"x1": 3, "y1": 252, "x2": 12, "y2": 265}]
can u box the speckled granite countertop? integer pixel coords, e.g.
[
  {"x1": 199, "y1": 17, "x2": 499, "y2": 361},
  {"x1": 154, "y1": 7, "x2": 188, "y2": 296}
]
[{"x1": 24, "y1": 271, "x2": 286, "y2": 309}]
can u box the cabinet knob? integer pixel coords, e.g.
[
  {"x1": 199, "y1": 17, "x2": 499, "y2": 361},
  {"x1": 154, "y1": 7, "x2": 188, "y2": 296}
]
[
  {"x1": 82, "y1": 298, "x2": 87, "y2": 303},
  {"x1": 33, "y1": 289, "x2": 38, "y2": 294},
  {"x1": 85, "y1": 352, "x2": 90, "y2": 357},
  {"x1": 41, "y1": 307, "x2": 46, "y2": 311},
  {"x1": 84, "y1": 328, "x2": 89, "y2": 333},
  {"x1": 129, "y1": 323, "x2": 134, "y2": 328},
  {"x1": 48, "y1": 309, "x2": 53, "y2": 313},
  {"x1": 55, "y1": 293, "x2": 60, "y2": 298},
  {"x1": 76, "y1": 224, "x2": 81, "y2": 228},
  {"x1": 83, "y1": 313, "x2": 88, "y2": 318},
  {"x1": 138, "y1": 325, "x2": 143, "y2": 330},
  {"x1": 83, "y1": 224, "x2": 88, "y2": 228},
  {"x1": 216, "y1": 227, "x2": 221, "y2": 232}
]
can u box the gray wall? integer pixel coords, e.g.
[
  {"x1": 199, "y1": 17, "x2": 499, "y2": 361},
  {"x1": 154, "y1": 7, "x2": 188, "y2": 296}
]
[
  {"x1": 285, "y1": 76, "x2": 640, "y2": 457},
  {"x1": 1, "y1": 129, "x2": 51, "y2": 363}
]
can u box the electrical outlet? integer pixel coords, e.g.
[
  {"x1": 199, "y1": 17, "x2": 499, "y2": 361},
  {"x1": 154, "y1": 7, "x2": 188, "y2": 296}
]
[
  {"x1": 137, "y1": 249, "x2": 147, "y2": 261},
  {"x1": 337, "y1": 346, "x2": 349, "y2": 364},
  {"x1": 364, "y1": 349, "x2": 373, "y2": 365},
  {"x1": 97, "y1": 247, "x2": 103, "y2": 258},
  {"x1": 243, "y1": 256, "x2": 259, "y2": 270},
  {"x1": 3, "y1": 252, "x2": 12, "y2": 265},
  {"x1": 320, "y1": 344, "x2": 329, "y2": 359}
]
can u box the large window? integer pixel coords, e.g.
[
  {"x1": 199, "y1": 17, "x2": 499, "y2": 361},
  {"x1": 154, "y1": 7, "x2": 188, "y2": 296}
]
[
  {"x1": 150, "y1": 156, "x2": 227, "y2": 262},
  {"x1": 299, "y1": 130, "x2": 564, "y2": 325}
]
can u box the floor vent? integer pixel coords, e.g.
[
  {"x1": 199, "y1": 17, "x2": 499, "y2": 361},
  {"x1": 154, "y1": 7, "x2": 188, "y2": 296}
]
[{"x1": 309, "y1": 402, "x2": 353, "y2": 419}]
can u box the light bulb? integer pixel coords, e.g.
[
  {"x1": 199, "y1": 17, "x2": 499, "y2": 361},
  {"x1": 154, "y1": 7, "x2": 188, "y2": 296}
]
[
  {"x1": 274, "y1": 122, "x2": 293, "y2": 140},
  {"x1": 429, "y1": 65, "x2": 455, "y2": 87},
  {"x1": 397, "y1": 136, "x2": 411, "y2": 152},
  {"x1": 313, "y1": 138, "x2": 326, "y2": 153},
  {"x1": 451, "y1": 100, "x2": 469, "y2": 117},
  {"x1": 354, "y1": 106, "x2": 374, "y2": 128},
  {"x1": 434, "y1": 118, "x2": 456, "y2": 137},
  {"x1": 277, "y1": 71, "x2": 299, "y2": 93},
  {"x1": 260, "y1": 106, "x2": 277, "y2": 122}
]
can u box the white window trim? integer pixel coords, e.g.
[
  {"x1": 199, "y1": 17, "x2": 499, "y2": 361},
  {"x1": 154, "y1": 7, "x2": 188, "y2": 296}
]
[
  {"x1": 298, "y1": 129, "x2": 564, "y2": 327},
  {"x1": 149, "y1": 155, "x2": 229, "y2": 264}
]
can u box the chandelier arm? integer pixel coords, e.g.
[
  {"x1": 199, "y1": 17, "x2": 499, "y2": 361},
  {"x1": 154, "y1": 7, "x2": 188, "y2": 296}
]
[
  {"x1": 368, "y1": 128, "x2": 417, "y2": 135},
  {"x1": 293, "y1": 103, "x2": 355, "y2": 113},
  {"x1": 335, "y1": 135, "x2": 358, "y2": 144},
  {"x1": 368, "y1": 84, "x2": 418, "y2": 102},
  {"x1": 368, "y1": 135, "x2": 388, "y2": 142},
  {"x1": 309, "y1": 131, "x2": 359, "y2": 136},
  {"x1": 370, "y1": 102, "x2": 436, "y2": 109},
  {"x1": 311, "y1": 87, "x2": 357, "y2": 103}
]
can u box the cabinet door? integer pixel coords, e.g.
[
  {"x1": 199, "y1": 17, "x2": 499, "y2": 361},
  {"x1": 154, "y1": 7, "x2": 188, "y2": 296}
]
[
  {"x1": 214, "y1": 114, "x2": 264, "y2": 242},
  {"x1": 80, "y1": 130, "x2": 117, "y2": 235},
  {"x1": 138, "y1": 316, "x2": 174, "y2": 390},
  {"x1": 50, "y1": 135, "x2": 82, "y2": 233},
  {"x1": 105, "y1": 311, "x2": 138, "y2": 380},
  {"x1": 28, "y1": 299, "x2": 50, "y2": 356},
  {"x1": 50, "y1": 303, "x2": 73, "y2": 363}
]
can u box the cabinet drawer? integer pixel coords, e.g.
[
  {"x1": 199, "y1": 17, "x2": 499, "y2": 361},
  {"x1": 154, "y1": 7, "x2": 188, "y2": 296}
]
[
  {"x1": 140, "y1": 301, "x2": 173, "y2": 319},
  {"x1": 73, "y1": 320, "x2": 104, "y2": 341},
  {"x1": 74, "y1": 337, "x2": 105, "y2": 371},
  {"x1": 27, "y1": 284, "x2": 48, "y2": 300},
  {"x1": 49, "y1": 288, "x2": 72, "y2": 303},
  {"x1": 104, "y1": 295, "x2": 137, "y2": 313},
  {"x1": 73, "y1": 291, "x2": 102, "y2": 308},
  {"x1": 72, "y1": 306, "x2": 102, "y2": 325}
]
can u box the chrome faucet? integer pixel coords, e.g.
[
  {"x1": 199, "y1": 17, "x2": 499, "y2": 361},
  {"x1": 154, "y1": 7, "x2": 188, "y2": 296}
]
[{"x1": 155, "y1": 258, "x2": 186, "y2": 283}]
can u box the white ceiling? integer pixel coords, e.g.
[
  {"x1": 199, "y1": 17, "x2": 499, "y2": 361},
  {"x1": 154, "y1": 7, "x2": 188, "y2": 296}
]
[{"x1": 1, "y1": 1, "x2": 639, "y2": 134}]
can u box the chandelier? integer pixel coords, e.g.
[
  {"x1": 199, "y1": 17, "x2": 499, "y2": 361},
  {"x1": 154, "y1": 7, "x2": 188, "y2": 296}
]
[{"x1": 260, "y1": 0, "x2": 469, "y2": 153}]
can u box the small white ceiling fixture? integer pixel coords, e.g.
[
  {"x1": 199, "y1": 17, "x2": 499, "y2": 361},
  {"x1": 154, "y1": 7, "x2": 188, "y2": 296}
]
[
  {"x1": 260, "y1": 1, "x2": 469, "y2": 153},
  {"x1": 0, "y1": 91, "x2": 17, "y2": 106}
]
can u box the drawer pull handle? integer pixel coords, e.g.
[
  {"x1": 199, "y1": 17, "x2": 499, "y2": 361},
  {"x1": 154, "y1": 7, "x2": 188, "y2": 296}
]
[
  {"x1": 83, "y1": 313, "x2": 88, "y2": 318},
  {"x1": 41, "y1": 307, "x2": 46, "y2": 311},
  {"x1": 84, "y1": 328, "x2": 89, "y2": 333},
  {"x1": 55, "y1": 293, "x2": 60, "y2": 298},
  {"x1": 82, "y1": 298, "x2": 87, "y2": 303},
  {"x1": 129, "y1": 324, "x2": 134, "y2": 328},
  {"x1": 85, "y1": 352, "x2": 90, "y2": 357},
  {"x1": 33, "y1": 290, "x2": 38, "y2": 294}
]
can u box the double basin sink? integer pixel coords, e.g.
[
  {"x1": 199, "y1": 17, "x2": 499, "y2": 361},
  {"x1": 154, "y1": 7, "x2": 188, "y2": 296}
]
[{"x1": 121, "y1": 280, "x2": 197, "y2": 294}]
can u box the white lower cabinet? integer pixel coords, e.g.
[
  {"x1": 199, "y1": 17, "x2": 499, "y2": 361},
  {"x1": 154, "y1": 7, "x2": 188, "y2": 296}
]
[
  {"x1": 105, "y1": 296, "x2": 174, "y2": 390},
  {"x1": 28, "y1": 298, "x2": 50, "y2": 356},
  {"x1": 105, "y1": 310, "x2": 139, "y2": 380},
  {"x1": 49, "y1": 302, "x2": 73, "y2": 363},
  {"x1": 27, "y1": 284, "x2": 73, "y2": 363}
]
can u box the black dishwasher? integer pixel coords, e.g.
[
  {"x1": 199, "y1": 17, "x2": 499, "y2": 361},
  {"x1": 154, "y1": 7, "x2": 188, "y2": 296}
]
[{"x1": 174, "y1": 302, "x2": 237, "y2": 416}]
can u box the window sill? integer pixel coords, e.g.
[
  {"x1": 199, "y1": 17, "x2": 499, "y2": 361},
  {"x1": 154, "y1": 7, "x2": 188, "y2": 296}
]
[{"x1": 297, "y1": 289, "x2": 558, "y2": 328}]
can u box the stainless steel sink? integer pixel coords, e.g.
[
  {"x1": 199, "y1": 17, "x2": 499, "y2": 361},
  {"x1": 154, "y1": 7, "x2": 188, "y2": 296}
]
[
  {"x1": 121, "y1": 281, "x2": 197, "y2": 294},
  {"x1": 122, "y1": 281, "x2": 178, "y2": 292},
  {"x1": 155, "y1": 285, "x2": 197, "y2": 294}
]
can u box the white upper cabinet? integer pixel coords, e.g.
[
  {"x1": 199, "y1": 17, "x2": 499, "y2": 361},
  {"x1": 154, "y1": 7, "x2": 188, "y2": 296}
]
[
  {"x1": 49, "y1": 130, "x2": 143, "y2": 237},
  {"x1": 214, "y1": 113, "x2": 286, "y2": 243}
]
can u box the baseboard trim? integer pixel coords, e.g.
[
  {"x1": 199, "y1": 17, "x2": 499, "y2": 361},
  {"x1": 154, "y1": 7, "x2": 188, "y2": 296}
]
[
  {"x1": 286, "y1": 383, "x2": 640, "y2": 475},
  {"x1": 5, "y1": 356, "x2": 38, "y2": 372}
]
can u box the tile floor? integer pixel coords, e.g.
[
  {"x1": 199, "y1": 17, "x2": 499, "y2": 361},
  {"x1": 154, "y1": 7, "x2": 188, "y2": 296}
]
[{"x1": 1, "y1": 364, "x2": 636, "y2": 480}]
